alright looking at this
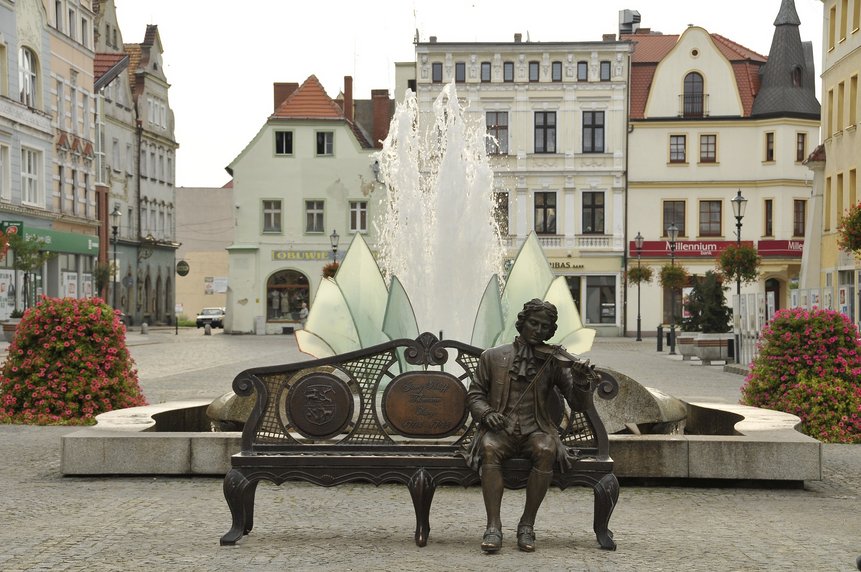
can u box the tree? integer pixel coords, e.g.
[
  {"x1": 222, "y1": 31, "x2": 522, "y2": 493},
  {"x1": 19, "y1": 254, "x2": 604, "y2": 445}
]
[
  {"x1": 684, "y1": 271, "x2": 731, "y2": 333},
  {"x1": 6, "y1": 233, "x2": 57, "y2": 310}
]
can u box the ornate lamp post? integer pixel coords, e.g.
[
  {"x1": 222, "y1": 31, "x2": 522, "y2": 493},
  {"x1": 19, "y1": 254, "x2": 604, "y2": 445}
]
[
  {"x1": 667, "y1": 223, "x2": 679, "y2": 355},
  {"x1": 329, "y1": 229, "x2": 340, "y2": 263},
  {"x1": 634, "y1": 231, "x2": 644, "y2": 341},
  {"x1": 110, "y1": 204, "x2": 122, "y2": 310},
  {"x1": 730, "y1": 190, "x2": 747, "y2": 364}
]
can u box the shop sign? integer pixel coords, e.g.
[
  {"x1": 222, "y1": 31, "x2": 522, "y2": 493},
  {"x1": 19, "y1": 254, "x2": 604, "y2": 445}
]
[
  {"x1": 272, "y1": 250, "x2": 330, "y2": 261},
  {"x1": 631, "y1": 240, "x2": 756, "y2": 258},
  {"x1": 757, "y1": 240, "x2": 804, "y2": 257},
  {"x1": 22, "y1": 227, "x2": 99, "y2": 255}
]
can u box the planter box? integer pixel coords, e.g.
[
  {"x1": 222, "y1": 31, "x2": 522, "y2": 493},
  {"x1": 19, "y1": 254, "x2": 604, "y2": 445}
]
[
  {"x1": 676, "y1": 332, "x2": 698, "y2": 361},
  {"x1": 693, "y1": 332, "x2": 733, "y2": 365},
  {"x1": 2, "y1": 319, "x2": 20, "y2": 343}
]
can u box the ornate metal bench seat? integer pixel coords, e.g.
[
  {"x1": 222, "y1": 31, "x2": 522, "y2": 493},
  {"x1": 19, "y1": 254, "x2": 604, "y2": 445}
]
[{"x1": 220, "y1": 333, "x2": 620, "y2": 549}]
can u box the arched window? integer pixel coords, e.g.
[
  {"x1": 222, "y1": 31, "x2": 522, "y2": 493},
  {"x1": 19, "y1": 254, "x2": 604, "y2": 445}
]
[
  {"x1": 19, "y1": 47, "x2": 37, "y2": 107},
  {"x1": 266, "y1": 270, "x2": 309, "y2": 321},
  {"x1": 791, "y1": 66, "x2": 802, "y2": 88},
  {"x1": 683, "y1": 72, "x2": 704, "y2": 117}
]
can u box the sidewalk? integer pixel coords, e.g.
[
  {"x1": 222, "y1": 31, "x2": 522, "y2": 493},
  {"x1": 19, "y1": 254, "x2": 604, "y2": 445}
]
[{"x1": 0, "y1": 332, "x2": 859, "y2": 570}]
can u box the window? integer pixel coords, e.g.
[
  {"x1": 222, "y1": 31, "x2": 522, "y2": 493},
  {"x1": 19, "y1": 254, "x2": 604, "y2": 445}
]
[
  {"x1": 582, "y1": 111, "x2": 605, "y2": 153},
  {"x1": 455, "y1": 62, "x2": 466, "y2": 83},
  {"x1": 586, "y1": 276, "x2": 616, "y2": 324},
  {"x1": 262, "y1": 200, "x2": 282, "y2": 233},
  {"x1": 855, "y1": 0, "x2": 861, "y2": 32},
  {"x1": 503, "y1": 62, "x2": 514, "y2": 82},
  {"x1": 19, "y1": 48, "x2": 37, "y2": 107},
  {"x1": 57, "y1": 165, "x2": 65, "y2": 211},
  {"x1": 851, "y1": 169, "x2": 858, "y2": 208},
  {"x1": 55, "y1": 0, "x2": 63, "y2": 32},
  {"x1": 0, "y1": 144, "x2": 9, "y2": 201},
  {"x1": 432, "y1": 63, "x2": 442, "y2": 83},
  {"x1": 600, "y1": 61, "x2": 611, "y2": 81},
  {"x1": 829, "y1": 6, "x2": 837, "y2": 50},
  {"x1": 699, "y1": 134, "x2": 716, "y2": 163},
  {"x1": 529, "y1": 61, "x2": 540, "y2": 82},
  {"x1": 316, "y1": 132, "x2": 333, "y2": 155},
  {"x1": 663, "y1": 285, "x2": 684, "y2": 324},
  {"x1": 68, "y1": 8, "x2": 76, "y2": 41},
  {"x1": 534, "y1": 192, "x2": 556, "y2": 234},
  {"x1": 796, "y1": 133, "x2": 807, "y2": 162},
  {"x1": 793, "y1": 199, "x2": 806, "y2": 236},
  {"x1": 275, "y1": 131, "x2": 293, "y2": 155},
  {"x1": 764, "y1": 199, "x2": 774, "y2": 237},
  {"x1": 81, "y1": 17, "x2": 89, "y2": 48},
  {"x1": 481, "y1": 62, "x2": 491, "y2": 82},
  {"x1": 698, "y1": 200, "x2": 722, "y2": 236},
  {"x1": 850, "y1": 75, "x2": 858, "y2": 126},
  {"x1": 683, "y1": 72, "x2": 704, "y2": 117},
  {"x1": 349, "y1": 201, "x2": 367, "y2": 232},
  {"x1": 305, "y1": 200, "x2": 324, "y2": 233},
  {"x1": 577, "y1": 61, "x2": 588, "y2": 81},
  {"x1": 534, "y1": 111, "x2": 556, "y2": 153},
  {"x1": 21, "y1": 148, "x2": 41, "y2": 205},
  {"x1": 765, "y1": 132, "x2": 775, "y2": 162},
  {"x1": 663, "y1": 201, "x2": 685, "y2": 236},
  {"x1": 486, "y1": 111, "x2": 509, "y2": 154},
  {"x1": 791, "y1": 66, "x2": 803, "y2": 88},
  {"x1": 841, "y1": 0, "x2": 849, "y2": 40},
  {"x1": 494, "y1": 192, "x2": 509, "y2": 236},
  {"x1": 70, "y1": 168, "x2": 77, "y2": 215},
  {"x1": 582, "y1": 192, "x2": 605, "y2": 234},
  {"x1": 839, "y1": 81, "x2": 846, "y2": 129},
  {"x1": 56, "y1": 80, "x2": 64, "y2": 127},
  {"x1": 266, "y1": 270, "x2": 310, "y2": 321},
  {"x1": 669, "y1": 135, "x2": 686, "y2": 163},
  {"x1": 552, "y1": 61, "x2": 562, "y2": 82}
]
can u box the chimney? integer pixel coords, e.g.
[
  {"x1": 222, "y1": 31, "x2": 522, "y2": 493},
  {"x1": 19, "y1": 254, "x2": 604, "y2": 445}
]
[
  {"x1": 603, "y1": 33, "x2": 616, "y2": 42},
  {"x1": 273, "y1": 82, "x2": 298, "y2": 111},
  {"x1": 514, "y1": 33, "x2": 522, "y2": 43},
  {"x1": 343, "y1": 76, "x2": 353, "y2": 122},
  {"x1": 371, "y1": 89, "x2": 390, "y2": 149},
  {"x1": 429, "y1": 35, "x2": 437, "y2": 43}
]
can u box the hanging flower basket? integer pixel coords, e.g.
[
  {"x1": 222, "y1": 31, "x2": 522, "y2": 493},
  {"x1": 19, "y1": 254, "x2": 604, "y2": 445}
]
[
  {"x1": 717, "y1": 243, "x2": 760, "y2": 285},
  {"x1": 837, "y1": 202, "x2": 861, "y2": 253},
  {"x1": 659, "y1": 264, "x2": 688, "y2": 290},
  {"x1": 627, "y1": 265, "x2": 654, "y2": 285},
  {"x1": 322, "y1": 262, "x2": 340, "y2": 278}
]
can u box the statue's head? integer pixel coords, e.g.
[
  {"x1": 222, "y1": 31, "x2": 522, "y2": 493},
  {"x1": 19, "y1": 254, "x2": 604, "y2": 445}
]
[{"x1": 515, "y1": 298, "x2": 558, "y2": 342}]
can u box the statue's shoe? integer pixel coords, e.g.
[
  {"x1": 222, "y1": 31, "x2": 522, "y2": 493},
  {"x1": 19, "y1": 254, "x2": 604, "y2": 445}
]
[
  {"x1": 481, "y1": 528, "x2": 503, "y2": 553},
  {"x1": 517, "y1": 524, "x2": 535, "y2": 552}
]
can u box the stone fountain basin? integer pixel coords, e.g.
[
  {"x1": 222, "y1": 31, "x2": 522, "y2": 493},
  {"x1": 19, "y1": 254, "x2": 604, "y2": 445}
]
[{"x1": 60, "y1": 397, "x2": 821, "y2": 483}]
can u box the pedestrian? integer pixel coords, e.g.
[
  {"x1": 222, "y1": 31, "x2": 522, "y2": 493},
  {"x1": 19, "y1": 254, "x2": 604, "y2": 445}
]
[{"x1": 298, "y1": 302, "x2": 309, "y2": 327}]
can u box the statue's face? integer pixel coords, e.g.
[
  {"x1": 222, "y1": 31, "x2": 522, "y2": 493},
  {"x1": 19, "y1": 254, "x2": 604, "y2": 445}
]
[{"x1": 520, "y1": 310, "x2": 554, "y2": 345}]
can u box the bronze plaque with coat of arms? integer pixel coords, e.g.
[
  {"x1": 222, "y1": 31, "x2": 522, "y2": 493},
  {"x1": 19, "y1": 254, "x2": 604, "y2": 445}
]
[
  {"x1": 382, "y1": 371, "x2": 468, "y2": 438},
  {"x1": 287, "y1": 374, "x2": 354, "y2": 439}
]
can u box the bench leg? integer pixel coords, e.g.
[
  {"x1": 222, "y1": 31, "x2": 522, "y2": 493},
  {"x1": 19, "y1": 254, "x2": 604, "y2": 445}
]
[
  {"x1": 408, "y1": 468, "x2": 436, "y2": 547},
  {"x1": 220, "y1": 468, "x2": 256, "y2": 546},
  {"x1": 592, "y1": 473, "x2": 620, "y2": 550}
]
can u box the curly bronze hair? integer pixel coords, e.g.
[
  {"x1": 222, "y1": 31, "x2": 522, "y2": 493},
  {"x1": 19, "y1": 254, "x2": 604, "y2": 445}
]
[{"x1": 515, "y1": 298, "x2": 558, "y2": 340}]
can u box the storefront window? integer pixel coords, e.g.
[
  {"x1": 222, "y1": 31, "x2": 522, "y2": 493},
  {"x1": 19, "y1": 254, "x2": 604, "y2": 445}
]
[
  {"x1": 586, "y1": 276, "x2": 616, "y2": 324},
  {"x1": 266, "y1": 270, "x2": 310, "y2": 321}
]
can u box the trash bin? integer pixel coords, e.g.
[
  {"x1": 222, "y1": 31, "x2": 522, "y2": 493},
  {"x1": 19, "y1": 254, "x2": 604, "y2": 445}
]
[{"x1": 254, "y1": 316, "x2": 265, "y2": 336}]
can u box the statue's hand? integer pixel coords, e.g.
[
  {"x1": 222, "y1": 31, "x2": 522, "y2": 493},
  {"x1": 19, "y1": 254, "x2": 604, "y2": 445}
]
[
  {"x1": 483, "y1": 411, "x2": 507, "y2": 432},
  {"x1": 570, "y1": 359, "x2": 600, "y2": 388}
]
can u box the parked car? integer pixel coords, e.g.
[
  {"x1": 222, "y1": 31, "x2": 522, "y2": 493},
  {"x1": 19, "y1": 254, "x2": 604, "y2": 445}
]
[{"x1": 196, "y1": 307, "x2": 226, "y2": 329}]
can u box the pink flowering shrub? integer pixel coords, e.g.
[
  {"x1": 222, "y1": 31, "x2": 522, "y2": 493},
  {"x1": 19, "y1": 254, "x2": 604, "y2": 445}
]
[
  {"x1": 741, "y1": 307, "x2": 861, "y2": 443},
  {"x1": 0, "y1": 297, "x2": 146, "y2": 425}
]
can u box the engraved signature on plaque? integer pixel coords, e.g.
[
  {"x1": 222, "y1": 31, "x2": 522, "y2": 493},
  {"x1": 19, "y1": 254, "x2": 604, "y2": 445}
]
[{"x1": 383, "y1": 372, "x2": 467, "y2": 437}]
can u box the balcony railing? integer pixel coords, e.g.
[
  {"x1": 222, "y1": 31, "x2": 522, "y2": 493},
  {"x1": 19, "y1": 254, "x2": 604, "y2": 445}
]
[
  {"x1": 678, "y1": 93, "x2": 709, "y2": 118},
  {"x1": 502, "y1": 234, "x2": 621, "y2": 251}
]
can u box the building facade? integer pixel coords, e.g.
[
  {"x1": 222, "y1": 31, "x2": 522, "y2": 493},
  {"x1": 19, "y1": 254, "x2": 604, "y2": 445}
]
[
  {"x1": 225, "y1": 76, "x2": 391, "y2": 334},
  {"x1": 401, "y1": 34, "x2": 633, "y2": 335},
  {"x1": 625, "y1": 3, "x2": 819, "y2": 336},
  {"x1": 803, "y1": 0, "x2": 861, "y2": 325}
]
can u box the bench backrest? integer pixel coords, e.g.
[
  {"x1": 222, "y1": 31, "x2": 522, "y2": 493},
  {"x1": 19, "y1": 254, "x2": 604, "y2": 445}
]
[{"x1": 233, "y1": 333, "x2": 618, "y2": 459}]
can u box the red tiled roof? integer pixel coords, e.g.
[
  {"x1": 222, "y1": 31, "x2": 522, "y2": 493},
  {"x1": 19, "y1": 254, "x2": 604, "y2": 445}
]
[
  {"x1": 124, "y1": 43, "x2": 142, "y2": 91},
  {"x1": 623, "y1": 32, "x2": 766, "y2": 119},
  {"x1": 271, "y1": 75, "x2": 345, "y2": 120},
  {"x1": 94, "y1": 53, "x2": 126, "y2": 81}
]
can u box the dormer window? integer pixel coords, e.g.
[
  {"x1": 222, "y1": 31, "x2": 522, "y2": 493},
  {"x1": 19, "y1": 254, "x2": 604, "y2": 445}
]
[
  {"x1": 791, "y1": 66, "x2": 802, "y2": 88},
  {"x1": 682, "y1": 72, "x2": 705, "y2": 117}
]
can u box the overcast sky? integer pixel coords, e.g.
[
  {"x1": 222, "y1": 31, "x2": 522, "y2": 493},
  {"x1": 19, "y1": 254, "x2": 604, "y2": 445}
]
[{"x1": 115, "y1": 0, "x2": 824, "y2": 188}]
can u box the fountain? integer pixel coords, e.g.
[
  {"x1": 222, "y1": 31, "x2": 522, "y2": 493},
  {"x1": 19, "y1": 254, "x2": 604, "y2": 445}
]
[{"x1": 60, "y1": 84, "x2": 821, "y2": 483}]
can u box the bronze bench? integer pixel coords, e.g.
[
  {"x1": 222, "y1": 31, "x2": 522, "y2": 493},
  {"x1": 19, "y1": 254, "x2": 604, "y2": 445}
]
[{"x1": 219, "y1": 333, "x2": 620, "y2": 549}]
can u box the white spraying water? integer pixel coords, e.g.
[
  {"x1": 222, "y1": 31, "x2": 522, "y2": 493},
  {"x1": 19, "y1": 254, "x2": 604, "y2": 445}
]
[{"x1": 375, "y1": 84, "x2": 505, "y2": 343}]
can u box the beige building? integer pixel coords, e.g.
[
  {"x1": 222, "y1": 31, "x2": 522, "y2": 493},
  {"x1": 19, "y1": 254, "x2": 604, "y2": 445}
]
[
  {"x1": 625, "y1": 3, "x2": 819, "y2": 335},
  {"x1": 803, "y1": 0, "x2": 861, "y2": 324},
  {"x1": 400, "y1": 33, "x2": 633, "y2": 335}
]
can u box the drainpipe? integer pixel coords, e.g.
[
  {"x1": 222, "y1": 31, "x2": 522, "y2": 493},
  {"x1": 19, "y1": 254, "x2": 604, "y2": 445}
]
[{"x1": 622, "y1": 46, "x2": 632, "y2": 338}]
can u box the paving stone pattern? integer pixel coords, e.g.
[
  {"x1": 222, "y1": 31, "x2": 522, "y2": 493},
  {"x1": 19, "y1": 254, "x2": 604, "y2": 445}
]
[{"x1": 0, "y1": 330, "x2": 858, "y2": 571}]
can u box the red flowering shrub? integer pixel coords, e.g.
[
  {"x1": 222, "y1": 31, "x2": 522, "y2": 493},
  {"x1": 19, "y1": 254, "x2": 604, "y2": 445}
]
[
  {"x1": 741, "y1": 307, "x2": 861, "y2": 443},
  {"x1": 0, "y1": 297, "x2": 146, "y2": 425}
]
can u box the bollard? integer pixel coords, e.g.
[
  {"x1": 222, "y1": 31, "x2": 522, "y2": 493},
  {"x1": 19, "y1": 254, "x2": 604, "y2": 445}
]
[
  {"x1": 204, "y1": 323, "x2": 212, "y2": 336},
  {"x1": 656, "y1": 325, "x2": 663, "y2": 352},
  {"x1": 668, "y1": 324, "x2": 676, "y2": 355},
  {"x1": 140, "y1": 322, "x2": 149, "y2": 335}
]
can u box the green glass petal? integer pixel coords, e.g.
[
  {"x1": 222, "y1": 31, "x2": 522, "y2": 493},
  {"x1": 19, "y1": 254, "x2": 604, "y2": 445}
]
[
  {"x1": 557, "y1": 328, "x2": 597, "y2": 357},
  {"x1": 382, "y1": 275, "x2": 419, "y2": 342},
  {"x1": 495, "y1": 233, "x2": 556, "y2": 345},
  {"x1": 303, "y1": 278, "x2": 362, "y2": 355},
  {"x1": 471, "y1": 274, "x2": 504, "y2": 348},
  {"x1": 544, "y1": 276, "x2": 593, "y2": 353},
  {"x1": 335, "y1": 234, "x2": 390, "y2": 348},
  {"x1": 295, "y1": 329, "x2": 337, "y2": 359}
]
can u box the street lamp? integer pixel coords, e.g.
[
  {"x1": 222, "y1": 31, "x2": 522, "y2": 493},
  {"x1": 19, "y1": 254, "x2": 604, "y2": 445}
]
[
  {"x1": 329, "y1": 229, "x2": 340, "y2": 263},
  {"x1": 110, "y1": 204, "x2": 122, "y2": 309},
  {"x1": 634, "y1": 231, "x2": 644, "y2": 342},
  {"x1": 667, "y1": 223, "x2": 679, "y2": 355},
  {"x1": 730, "y1": 189, "x2": 748, "y2": 299}
]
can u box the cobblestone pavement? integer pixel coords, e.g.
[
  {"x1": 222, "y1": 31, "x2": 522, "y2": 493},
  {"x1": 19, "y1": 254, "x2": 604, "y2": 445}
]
[{"x1": 0, "y1": 330, "x2": 859, "y2": 571}]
